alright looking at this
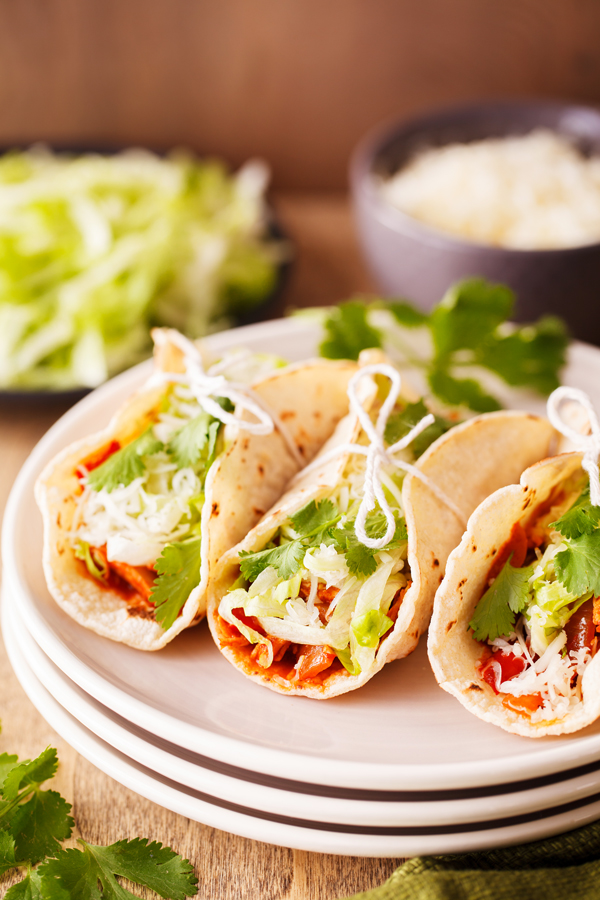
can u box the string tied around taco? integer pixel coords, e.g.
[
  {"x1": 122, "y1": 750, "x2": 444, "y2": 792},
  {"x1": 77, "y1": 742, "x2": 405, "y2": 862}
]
[
  {"x1": 146, "y1": 331, "x2": 305, "y2": 467},
  {"x1": 547, "y1": 386, "x2": 600, "y2": 506},
  {"x1": 293, "y1": 363, "x2": 468, "y2": 550}
]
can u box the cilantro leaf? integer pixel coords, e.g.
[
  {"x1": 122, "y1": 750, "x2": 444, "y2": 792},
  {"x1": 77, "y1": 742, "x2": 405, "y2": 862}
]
[
  {"x1": 38, "y1": 837, "x2": 197, "y2": 900},
  {"x1": 10, "y1": 790, "x2": 73, "y2": 865},
  {"x1": 150, "y1": 538, "x2": 202, "y2": 630},
  {"x1": 87, "y1": 429, "x2": 163, "y2": 493},
  {"x1": 239, "y1": 540, "x2": 305, "y2": 581},
  {"x1": 555, "y1": 531, "x2": 600, "y2": 598},
  {"x1": 384, "y1": 399, "x2": 453, "y2": 457},
  {"x1": 0, "y1": 829, "x2": 16, "y2": 877},
  {"x1": 317, "y1": 278, "x2": 568, "y2": 413},
  {"x1": 345, "y1": 543, "x2": 377, "y2": 578},
  {"x1": 469, "y1": 556, "x2": 534, "y2": 642},
  {"x1": 5, "y1": 871, "x2": 43, "y2": 900},
  {"x1": 429, "y1": 278, "x2": 514, "y2": 360},
  {"x1": 167, "y1": 413, "x2": 221, "y2": 470},
  {"x1": 319, "y1": 300, "x2": 382, "y2": 360},
  {"x1": 0, "y1": 753, "x2": 19, "y2": 784},
  {"x1": 475, "y1": 317, "x2": 567, "y2": 395},
  {"x1": 1, "y1": 748, "x2": 58, "y2": 802},
  {"x1": 428, "y1": 368, "x2": 502, "y2": 413},
  {"x1": 552, "y1": 488, "x2": 600, "y2": 540},
  {"x1": 387, "y1": 301, "x2": 428, "y2": 327},
  {"x1": 289, "y1": 499, "x2": 340, "y2": 539},
  {"x1": 364, "y1": 512, "x2": 408, "y2": 546}
]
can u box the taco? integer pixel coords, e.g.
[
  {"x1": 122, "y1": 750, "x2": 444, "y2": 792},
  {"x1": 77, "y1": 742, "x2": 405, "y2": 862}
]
[
  {"x1": 35, "y1": 329, "x2": 357, "y2": 650},
  {"x1": 428, "y1": 451, "x2": 600, "y2": 737},
  {"x1": 207, "y1": 360, "x2": 556, "y2": 698}
]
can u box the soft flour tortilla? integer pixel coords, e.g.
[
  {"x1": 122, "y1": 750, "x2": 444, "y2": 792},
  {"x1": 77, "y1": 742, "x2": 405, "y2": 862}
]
[
  {"x1": 35, "y1": 330, "x2": 357, "y2": 651},
  {"x1": 428, "y1": 451, "x2": 600, "y2": 737},
  {"x1": 208, "y1": 400, "x2": 557, "y2": 698}
]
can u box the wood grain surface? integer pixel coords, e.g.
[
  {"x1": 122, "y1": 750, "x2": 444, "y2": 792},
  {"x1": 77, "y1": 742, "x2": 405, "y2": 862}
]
[
  {"x1": 0, "y1": 193, "x2": 404, "y2": 899},
  {"x1": 1, "y1": 0, "x2": 600, "y2": 189}
]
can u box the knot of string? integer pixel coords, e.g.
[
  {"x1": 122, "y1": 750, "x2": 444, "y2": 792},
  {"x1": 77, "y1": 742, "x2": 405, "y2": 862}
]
[
  {"x1": 293, "y1": 363, "x2": 467, "y2": 550},
  {"x1": 146, "y1": 331, "x2": 304, "y2": 466},
  {"x1": 547, "y1": 386, "x2": 600, "y2": 506}
]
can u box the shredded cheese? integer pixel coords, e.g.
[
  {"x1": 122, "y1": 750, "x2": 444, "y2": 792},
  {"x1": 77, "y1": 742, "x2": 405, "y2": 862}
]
[{"x1": 380, "y1": 130, "x2": 600, "y2": 249}]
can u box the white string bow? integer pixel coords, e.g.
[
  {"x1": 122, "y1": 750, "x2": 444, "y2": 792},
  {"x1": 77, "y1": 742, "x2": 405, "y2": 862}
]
[
  {"x1": 547, "y1": 386, "x2": 600, "y2": 506},
  {"x1": 294, "y1": 363, "x2": 467, "y2": 550},
  {"x1": 146, "y1": 331, "x2": 304, "y2": 466}
]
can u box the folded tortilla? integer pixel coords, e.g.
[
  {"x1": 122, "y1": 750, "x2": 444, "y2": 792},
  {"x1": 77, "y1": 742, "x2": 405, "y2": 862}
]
[
  {"x1": 428, "y1": 451, "x2": 600, "y2": 737},
  {"x1": 208, "y1": 375, "x2": 556, "y2": 698},
  {"x1": 35, "y1": 330, "x2": 357, "y2": 650}
]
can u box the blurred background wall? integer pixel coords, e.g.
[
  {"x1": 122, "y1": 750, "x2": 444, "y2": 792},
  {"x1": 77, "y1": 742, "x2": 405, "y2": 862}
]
[{"x1": 1, "y1": 0, "x2": 600, "y2": 189}]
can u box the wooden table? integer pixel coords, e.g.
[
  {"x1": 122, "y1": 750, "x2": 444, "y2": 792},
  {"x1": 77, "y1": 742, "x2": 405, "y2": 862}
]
[{"x1": 0, "y1": 193, "x2": 404, "y2": 898}]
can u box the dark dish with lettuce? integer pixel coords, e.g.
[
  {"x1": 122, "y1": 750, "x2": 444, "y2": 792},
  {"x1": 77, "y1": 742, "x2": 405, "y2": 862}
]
[{"x1": 0, "y1": 148, "x2": 284, "y2": 391}]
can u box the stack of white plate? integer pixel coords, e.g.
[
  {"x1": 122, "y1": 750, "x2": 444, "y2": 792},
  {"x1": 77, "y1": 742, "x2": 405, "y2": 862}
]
[{"x1": 4, "y1": 318, "x2": 600, "y2": 858}]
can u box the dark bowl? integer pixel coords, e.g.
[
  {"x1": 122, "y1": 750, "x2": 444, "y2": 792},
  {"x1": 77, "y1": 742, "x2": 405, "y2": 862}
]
[{"x1": 350, "y1": 100, "x2": 600, "y2": 343}]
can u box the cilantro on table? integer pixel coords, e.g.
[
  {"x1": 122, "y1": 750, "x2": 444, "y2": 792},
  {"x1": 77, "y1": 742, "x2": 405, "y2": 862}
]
[
  {"x1": 0, "y1": 728, "x2": 197, "y2": 899},
  {"x1": 87, "y1": 429, "x2": 163, "y2": 493},
  {"x1": 318, "y1": 277, "x2": 568, "y2": 413},
  {"x1": 469, "y1": 555, "x2": 534, "y2": 642},
  {"x1": 238, "y1": 498, "x2": 408, "y2": 582},
  {"x1": 151, "y1": 537, "x2": 202, "y2": 630}
]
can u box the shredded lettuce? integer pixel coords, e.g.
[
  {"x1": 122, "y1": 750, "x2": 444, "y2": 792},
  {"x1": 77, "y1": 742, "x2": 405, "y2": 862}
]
[{"x1": 0, "y1": 149, "x2": 282, "y2": 389}]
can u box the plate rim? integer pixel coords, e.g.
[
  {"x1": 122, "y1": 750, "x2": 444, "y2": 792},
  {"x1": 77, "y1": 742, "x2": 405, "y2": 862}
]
[
  {"x1": 10, "y1": 594, "x2": 600, "y2": 826},
  {"x1": 5, "y1": 596, "x2": 600, "y2": 857},
  {"x1": 5, "y1": 317, "x2": 600, "y2": 792}
]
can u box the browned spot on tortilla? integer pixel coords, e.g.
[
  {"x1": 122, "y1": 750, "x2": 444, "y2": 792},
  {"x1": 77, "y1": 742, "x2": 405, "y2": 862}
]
[
  {"x1": 127, "y1": 605, "x2": 155, "y2": 620},
  {"x1": 58, "y1": 547, "x2": 64, "y2": 555},
  {"x1": 433, "y1": 558, "x2": 440, "y2": 567},
  {"x1": 458, "y1": 578, "x2": 467, "y2": 589},
  {"x1": 253, "y1": 507, "x2": 265, "y2": 517},
  {"x1": 297, "y1": 444, "x2": 305, "y2": 457},
  {"x1": 488, "y1": 548, "x2": 497, "y2": 558},
  {"x1": 313, "y1": 410, "x2": 322, "y2": 419},
  {"x1": 468, "y1": 683, "x2": 483, "y2": 692},
  {"x1": 446, "y1": 620, "x2": 457, "y2": 632},
  {"x1": 280, "y1": 410, "x2": 296, "y2": 420},
  {"x1": 242, "y1": 438, "x2": 249, "y2": 450},
  {"x1": 472, "y1": 544, "x2": 477, "y2": 552},
  {"x1": 522, "y1": 494, "x2": 534, "y2": 510},
  {"x1": 56, "y1": 512, "x2": 62, "y2": 527},
  {"x1": 258, "y1": 464, "x2": 264, "y2": 475},
  {"x1": 212, "y1": 502, "x2": 219, "y2": 516}
]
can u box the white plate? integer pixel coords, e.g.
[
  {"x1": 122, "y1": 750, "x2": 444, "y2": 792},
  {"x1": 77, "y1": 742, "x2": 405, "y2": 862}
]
[
  {"x1": 5, "y1": 318, "x2": 600, "y2": 796},
  {"x1": 8, "y1": 587, "x2": 600, "y2": 830},
  {"x1": 6, "y1": 594, "x2": 600, "y2": 857}
]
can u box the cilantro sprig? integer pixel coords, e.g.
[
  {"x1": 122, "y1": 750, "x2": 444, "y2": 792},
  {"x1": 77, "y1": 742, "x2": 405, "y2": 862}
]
[
  {"x1": 384, "y1": 399, "x2": 453, "y2": 458},
  {"x1": 552, "y1": 487, "x2": 600, "y2": 598},
  {"x1": 87, "y1": 429, "x2": 163, "y2": 493},
  {"x1": 470, "y1": 484, "x2": 600, "y2": 644},
  {"x1": 0, "y1": 729, "x2": 197, "y2": 899},
  {"x1": 469, "y1": 554, "x2": 534, "y2": 642},
  {"x1": 150, "y1": 537, "x2": 202, "y2": 630},
  {"x1": 238, "y1": 498, "x2": 408, "y2": 582},
  {"x1": 318, "y1": 278, "x2": 568, "y2": 413}
]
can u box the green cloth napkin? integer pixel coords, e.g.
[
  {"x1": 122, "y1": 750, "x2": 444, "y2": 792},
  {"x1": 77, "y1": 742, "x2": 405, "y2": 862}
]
[{"x1": 344, "y1": 820, "x2": 600, "y2": 900}]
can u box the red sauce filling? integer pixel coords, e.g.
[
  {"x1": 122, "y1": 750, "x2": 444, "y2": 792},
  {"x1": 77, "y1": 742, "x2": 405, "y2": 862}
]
[{"x1": 218, "y1": 580, "x2": 410, "y2": 687}]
